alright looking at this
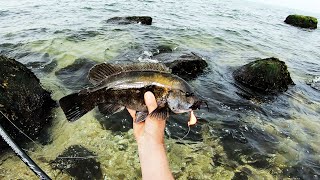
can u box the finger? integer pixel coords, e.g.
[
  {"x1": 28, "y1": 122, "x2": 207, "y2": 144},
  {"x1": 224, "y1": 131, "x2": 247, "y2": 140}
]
[
  {"x1": 126, "y1": 108, "x2": 136, "y2": 119},
  {"x1": 144, "y1": 91, "x2": 158, "y2": 113},
  {"x1": 127, "y1": 108, "x2": 144, "y2": 139}
]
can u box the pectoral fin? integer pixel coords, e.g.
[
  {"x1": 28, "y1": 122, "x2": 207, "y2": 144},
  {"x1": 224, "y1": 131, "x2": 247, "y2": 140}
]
[
  {"x1": 135, "y1": 111, "x2": 148, "y2": 123},
  {"x1": 149, "y1": 106, "x2": 169, "y2": 120},
  {"x1": 98, "y1": 103, "x2": 124, "y2": 115}
]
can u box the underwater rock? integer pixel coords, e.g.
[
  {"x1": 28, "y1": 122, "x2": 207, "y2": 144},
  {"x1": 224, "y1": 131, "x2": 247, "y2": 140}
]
[
  {"x1": 233, "y1": 57, "x2": 294, "y2": 94},
  {"x1": 283, "y1": 161, "x2": 320, "y2": 179},
  {"x1": 217, "y1": 121, "x2": 278, "y2": 170},
  {"x1": 151, "y1": 45, "x2": 174, "y2": 56},
  {"x1": 50, "y1": 145, "x2": 103, "y2": 180},
  {"x1": 0, "y1": 55, "x2": 56, "y2": 149},
  {"x1": 55, "y1": 58, "x2": 97, "y2": 91},
  {"x1": 284, "y1": 15, "x2": 318, "y2": 29},
  {"x1": 165, "y1": 52, "x2": 208, "y2": 80},
  {"x1": 106, "y1": 16, "x2": 152, "y2": 25}
]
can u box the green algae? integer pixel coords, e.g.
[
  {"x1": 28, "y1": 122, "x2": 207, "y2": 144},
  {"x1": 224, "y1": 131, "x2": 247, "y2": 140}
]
[{"x1": 233, "y1": 57, "x2": 294, "y2": 93}]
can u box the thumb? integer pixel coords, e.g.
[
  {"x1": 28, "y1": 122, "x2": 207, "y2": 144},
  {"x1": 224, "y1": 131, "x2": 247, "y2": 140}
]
[{"x1": 144, "y1": 91, "x2": 158, "y2": 113}]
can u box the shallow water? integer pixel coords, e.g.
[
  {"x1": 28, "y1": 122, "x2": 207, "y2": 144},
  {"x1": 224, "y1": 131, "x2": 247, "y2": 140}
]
[{"x1": 1, "y1": 0, "x2": 320, "y2": 179}]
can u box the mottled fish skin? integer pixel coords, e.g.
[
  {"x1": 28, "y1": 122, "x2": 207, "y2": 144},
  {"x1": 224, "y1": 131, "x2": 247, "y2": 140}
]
[{"x1": 90, "y1": 84, "x2": 169, "y2": 112}]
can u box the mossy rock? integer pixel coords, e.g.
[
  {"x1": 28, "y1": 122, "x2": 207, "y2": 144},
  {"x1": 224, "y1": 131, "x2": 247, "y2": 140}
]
[
  {"x1": 0, "y1": 55, "x2": 56, "y2": 149},
  {"x1": 233, "y1": 57, "x2": 294, "y2": 94},
  {"x1": 284, "y1": 15, "x2": 318, "y2": 29},
  {"x1": 106, "y1": 16, "x2": 152, "y2": 25}
]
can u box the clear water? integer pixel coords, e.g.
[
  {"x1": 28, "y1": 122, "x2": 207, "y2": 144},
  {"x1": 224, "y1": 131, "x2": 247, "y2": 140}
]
[{"x1": 0, "y1": 0, "x2": 320, "y2": 179}]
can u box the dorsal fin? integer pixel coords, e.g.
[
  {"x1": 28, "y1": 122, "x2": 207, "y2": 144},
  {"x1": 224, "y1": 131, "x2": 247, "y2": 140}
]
[{"x1": 88, "y1": 63, "x2": 171, "y2": 85}]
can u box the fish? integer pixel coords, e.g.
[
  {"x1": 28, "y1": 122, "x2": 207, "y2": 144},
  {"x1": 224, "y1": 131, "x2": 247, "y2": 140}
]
[{"x1": 59, "y1": 63, "x2": 205, "y2": 125}]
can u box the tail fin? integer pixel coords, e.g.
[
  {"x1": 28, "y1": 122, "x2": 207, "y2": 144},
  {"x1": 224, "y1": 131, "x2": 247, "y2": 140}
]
[{"x1": 59, "y1": 92, "x2": 96, "y2": 122}]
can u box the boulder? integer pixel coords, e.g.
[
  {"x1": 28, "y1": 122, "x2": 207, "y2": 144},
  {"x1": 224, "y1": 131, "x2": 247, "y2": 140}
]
[
  {"x1": 284, "y1": 15, "x2": 318, "y2": 29},
  {"x1": 165, "y1": 53, "x2": 208, "y2": 80},
  {"x1": 50, "y1": 145, "x2": 102, "y2": 179},
  {"x1": 106, "y1": 16, "x2": 152, "y2": 25},
  {"x1": 233, "y1": 57, "x2": 294, "y2": 93},
  {"x1": 0, "y1": 55, "x2": 56, "y2": 149}
]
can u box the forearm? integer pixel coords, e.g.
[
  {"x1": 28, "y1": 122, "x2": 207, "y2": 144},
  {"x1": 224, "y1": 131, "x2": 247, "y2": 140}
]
[{"x1": 138, "y1": 136, "x2": 174, "y2": 180}]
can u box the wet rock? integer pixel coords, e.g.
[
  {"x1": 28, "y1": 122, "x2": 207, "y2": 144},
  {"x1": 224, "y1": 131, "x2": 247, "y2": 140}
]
[
  {"x1": 151, "y1": 45, "x2": 174, "y2": 56},
  {"x1": 307, "y1": 76, "x2": 320, "y2": 91},
  {"x1": 0, "y1": 55, "x2": 56, "y2": 149},
  {"x1": 106, "y1": 16, "x2": 152, "y2": 25},
  {"x1": 233, "y1": 57, "x2": 294, "y2": 94},
  {"x1": 164, "y1": 53, "x2": 208, "y2": 80},
  {"x1": 284, "y1": 15, "x2": 318, "y2": 29},
  {"x1": 95, "y1": 109, "x2": 133, "y2": 132},
  {"x1": 55, "y1": 58, "x2": 97, "y2": 91},
  {"x1": 50, "y1": 145, "x2": 102, "y2": 180}
]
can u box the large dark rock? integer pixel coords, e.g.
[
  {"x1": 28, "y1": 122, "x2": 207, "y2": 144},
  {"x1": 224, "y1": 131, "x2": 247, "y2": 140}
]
[
  {"x1": 50, "y1": 145, "x2": 103, "y2": 180},
  {"x1": 106, "y1": 16, "x2": 152, "y2": 25},
  {"x1": 284, "y1": 15, "x2": 318, "y2": 29},
  {"x1": 0, "y1": 55, "x2": 56, "y2": 149},
  {"x1": 165, "y1": 53, "x2": 208, "y2": 80},
  {"x1": 233, "y1": 57, "x2": 294, "y2": 94}
]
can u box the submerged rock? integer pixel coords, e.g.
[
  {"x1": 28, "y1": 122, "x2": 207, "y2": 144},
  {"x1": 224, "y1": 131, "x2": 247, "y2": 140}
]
[
  {"x1": 151, "y1": 45, "x2": 175, "y2": 56},
  {"x1": 106, "y1": 16, "x2": 152, "y2": 25},
  {"x1": 55, "y1": 58, "x2": 97, "y2": 91},
  {"x1": 284, "y1": 15, "x2": 318, "y2": 29},
  {"x1": 165, "y1": 52, "x2": 208, "y2": 80},
  {"x1": 0, "y1": 55, "x2": 56, "y2": 149},
  {"x1": 50, "y1": 145, "x2": 102, "y2": 180},
  {"x1": 233, "y1": 57, "x2": 294, "y2": 94}
]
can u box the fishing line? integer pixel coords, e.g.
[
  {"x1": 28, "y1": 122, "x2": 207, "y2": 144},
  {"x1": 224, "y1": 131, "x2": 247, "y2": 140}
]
[
  {"x1": 180, "y1": 125, "x2": 191, "y2": 140},
  {"x1": 0, "y1": 111, "x2": 41, "y2": 149}
]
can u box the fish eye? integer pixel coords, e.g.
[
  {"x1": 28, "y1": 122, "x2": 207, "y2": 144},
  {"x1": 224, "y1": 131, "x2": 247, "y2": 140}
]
[{"x1": 185, "y1": 92, "x2": 194, "y2": 97}]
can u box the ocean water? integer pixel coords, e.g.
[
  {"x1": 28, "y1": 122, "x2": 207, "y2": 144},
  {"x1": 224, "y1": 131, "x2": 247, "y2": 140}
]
[{"x1": 0, "y1": 0, "x2": 320, "y2": 179}]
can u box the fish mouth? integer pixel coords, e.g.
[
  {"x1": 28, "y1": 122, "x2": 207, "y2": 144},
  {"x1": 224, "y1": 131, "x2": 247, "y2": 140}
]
[{"x1": 190, "y1": 100, "x2": 209, "y2": 111}]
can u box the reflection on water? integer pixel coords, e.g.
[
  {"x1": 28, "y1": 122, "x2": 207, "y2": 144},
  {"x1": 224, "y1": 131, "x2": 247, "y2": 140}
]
[{"x1": 1, "y1": 0, "x2": 320, "y2": 179}]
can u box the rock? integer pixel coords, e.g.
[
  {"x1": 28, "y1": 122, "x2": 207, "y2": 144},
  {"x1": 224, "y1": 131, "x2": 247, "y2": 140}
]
[
  {"x1": 284, "y1": 15, "x2": 318, "y2": 29},
  {"x1": 165, "y1": 53, "x2": 208, "y2": 80},
  {"x1": 55, "y1": 58, "x2": 97, "y2": 91},
  {"x1": 306, "y1": 76, "x2": 320, "y2": 91},
  {"x1": 233, "y1": 57, "x2": 294, "y2": 94},
  {"x1": 50, "y1": 145, "x2": 102, "y2": 180},
  {"x1": 151, "y1": 45, "x2": 174, "y2": 56},
  {"x1": 106, "y1": 16, "x2": 152, "y2": 25},
  {"x1": 0, "y1": 55, "x2": 56, "y2": 149}
]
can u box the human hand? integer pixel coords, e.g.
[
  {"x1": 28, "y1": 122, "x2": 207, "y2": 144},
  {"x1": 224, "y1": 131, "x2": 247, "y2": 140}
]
[
  {"x1": 127, "y1": 91, "x2": 174, "y2": 180},
  {"x1": 127, "y1": 91, "x2": 166, "y2": 145}
]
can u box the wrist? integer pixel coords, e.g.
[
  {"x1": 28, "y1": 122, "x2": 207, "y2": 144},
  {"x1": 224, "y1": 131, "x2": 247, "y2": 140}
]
[{"x1": 136, "y1": 132, "x2": 165, "y2": 148}]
